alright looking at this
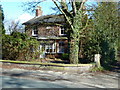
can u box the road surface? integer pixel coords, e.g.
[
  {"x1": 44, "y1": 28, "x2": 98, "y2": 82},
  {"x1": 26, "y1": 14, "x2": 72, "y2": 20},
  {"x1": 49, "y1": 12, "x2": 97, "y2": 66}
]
[
  {"x1": 0, "y1": 63, "x2": 119, "y2": 89},
  {"x1": 1, "y1": 75, "x2": 93, "y2": 88}
]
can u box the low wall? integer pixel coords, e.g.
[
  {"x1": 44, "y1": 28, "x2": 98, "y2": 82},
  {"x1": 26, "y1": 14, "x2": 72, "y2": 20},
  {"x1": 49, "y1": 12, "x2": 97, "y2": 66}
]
[
  {"x1": 0, "y1": 60, "x2": 96, "y2": 73},
  {"x1": 43, "y1": 65, "x2": 95, "y2": 73}
]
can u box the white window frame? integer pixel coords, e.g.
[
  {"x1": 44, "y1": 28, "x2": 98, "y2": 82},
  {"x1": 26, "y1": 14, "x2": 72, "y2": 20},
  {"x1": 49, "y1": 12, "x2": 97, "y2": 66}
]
[
  {"x1": 40, "y1": 43, "x2": 55, "y2": 54},
  {"x1": 59, "y1": 26, "x2": 66, "y2": 36},
  {"x1": 32, "y1": 26, "x2": 38, "y2": 36}
]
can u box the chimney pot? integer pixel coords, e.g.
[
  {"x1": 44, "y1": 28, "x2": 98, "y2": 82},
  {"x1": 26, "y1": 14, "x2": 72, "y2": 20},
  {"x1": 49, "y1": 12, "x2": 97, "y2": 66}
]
[{"x1": 36, "y1": 6, "x2": 42, "y2": 16}]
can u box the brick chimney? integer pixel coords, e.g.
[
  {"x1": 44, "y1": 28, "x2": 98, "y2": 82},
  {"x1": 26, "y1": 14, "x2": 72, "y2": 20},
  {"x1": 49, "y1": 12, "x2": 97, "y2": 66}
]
[{"x1": 36, "y1": 6, "x2": 42, "y2": 16}]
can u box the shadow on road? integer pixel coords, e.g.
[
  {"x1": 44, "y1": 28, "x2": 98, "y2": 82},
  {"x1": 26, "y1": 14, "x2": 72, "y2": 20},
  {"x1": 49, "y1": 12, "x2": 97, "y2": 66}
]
[
  {"x1": 109, "y1": 61, "x2": 120, "y2": 73},
  {"x1": 2, "y1": 75, "x2": 68, "y2": 88},
  {"x1": 2, "y1": 72, "x2": 31, "y2": 77}
]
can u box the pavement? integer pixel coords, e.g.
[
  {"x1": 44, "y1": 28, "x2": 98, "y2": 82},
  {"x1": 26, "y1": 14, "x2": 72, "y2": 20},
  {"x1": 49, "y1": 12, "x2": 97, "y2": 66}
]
[{"x1": 0, "y1": 67, "x2": 119, "y2": 88}]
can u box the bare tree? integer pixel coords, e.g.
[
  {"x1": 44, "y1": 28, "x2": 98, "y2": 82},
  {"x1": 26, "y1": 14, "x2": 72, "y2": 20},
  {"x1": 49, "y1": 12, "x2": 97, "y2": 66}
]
[{"x1": 6, "y1": 20, "x2": 24, "y2": 34}]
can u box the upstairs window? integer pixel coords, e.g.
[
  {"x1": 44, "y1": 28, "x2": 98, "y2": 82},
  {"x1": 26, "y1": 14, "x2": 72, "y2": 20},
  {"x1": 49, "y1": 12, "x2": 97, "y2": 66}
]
[
  {"x1": 59, "y1": 26, "x2": 65, "y2": 35},
  {"x1": 32, "y1": 26, "x2": 38, "y2": 36}
]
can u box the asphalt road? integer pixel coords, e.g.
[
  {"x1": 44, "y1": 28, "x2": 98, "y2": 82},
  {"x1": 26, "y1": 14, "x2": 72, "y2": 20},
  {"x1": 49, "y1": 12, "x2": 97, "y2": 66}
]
[
  {"x1": 0, "y1": 64, "x2": 119, "y2": 89},
  {"x1": 1, "y1": 75, "x2": 67, "y2": 88},
  {"x1": 1, "y1": 75, "x2": 93, "y2": 88}
]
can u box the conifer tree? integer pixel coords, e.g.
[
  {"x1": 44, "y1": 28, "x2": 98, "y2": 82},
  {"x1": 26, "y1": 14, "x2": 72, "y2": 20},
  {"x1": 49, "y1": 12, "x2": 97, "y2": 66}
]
[
  {"x1": 0, "y1": 5, "x2": 5, "y2": 34},
  {"x1": 93, "y1": 2, "x2": 119, "y2": 66}
]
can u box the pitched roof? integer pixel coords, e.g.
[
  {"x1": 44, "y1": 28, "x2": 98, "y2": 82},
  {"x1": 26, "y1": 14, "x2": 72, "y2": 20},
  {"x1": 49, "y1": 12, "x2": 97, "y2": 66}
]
[{"x1": 23, "y1": 14, "x2": 65, "y2": 25}]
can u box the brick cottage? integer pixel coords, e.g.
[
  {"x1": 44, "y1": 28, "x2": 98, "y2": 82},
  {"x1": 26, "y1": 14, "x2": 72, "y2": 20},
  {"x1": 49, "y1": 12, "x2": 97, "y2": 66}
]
[{"x1": 23, "y1": 6, "x2": 69, "y2": 58}]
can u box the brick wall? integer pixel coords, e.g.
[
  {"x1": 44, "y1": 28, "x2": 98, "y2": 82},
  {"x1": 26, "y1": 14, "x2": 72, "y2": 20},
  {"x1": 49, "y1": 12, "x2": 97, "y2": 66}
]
[
  {"x1": 38, "y1": 25, "x2": 59, "y2": 37},
  {"x1": 25, "y1": 25, "x2": 32, "y2": 36},
  {"x1": 25, "y1": 24, "x2": 60, "y2": 37}
]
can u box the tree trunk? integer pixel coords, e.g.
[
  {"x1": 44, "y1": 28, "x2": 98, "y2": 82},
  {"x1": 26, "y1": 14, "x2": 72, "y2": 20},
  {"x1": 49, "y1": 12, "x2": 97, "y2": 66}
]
[
  {"x1": 79, "y1": 40, "x2": 84, "y2": 59},
  {"x1": 69, "y1": 39, "x2": 79, "y2": 64}
]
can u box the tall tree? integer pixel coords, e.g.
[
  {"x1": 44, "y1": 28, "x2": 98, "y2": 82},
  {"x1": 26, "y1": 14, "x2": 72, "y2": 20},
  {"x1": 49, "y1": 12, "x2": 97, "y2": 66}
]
[
  {"x1": 24, "y1": 0, "x2": 88, "y2": 64},
  {"x1": 92, "y1": 2, "x2": 119, "y2": 66},
  {"x1": 0, "y1": 5, "x2": 5, "y2": 59},
  {"x1": 0, "y1": 5, "x2": 5, "y2": 34}
]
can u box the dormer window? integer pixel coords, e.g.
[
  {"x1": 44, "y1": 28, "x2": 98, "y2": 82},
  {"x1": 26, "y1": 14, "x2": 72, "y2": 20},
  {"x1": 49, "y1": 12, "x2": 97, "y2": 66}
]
[
  {"x1": 59, "y1": 26, "x2": 65, "y2": 35},
  {"x1": 32, "y1": 26, "x2": 38, "y2": 36}
]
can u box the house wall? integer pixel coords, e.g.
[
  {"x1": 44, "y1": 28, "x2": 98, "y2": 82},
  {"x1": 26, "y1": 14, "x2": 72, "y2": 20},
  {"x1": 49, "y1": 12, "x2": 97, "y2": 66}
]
[
  {"x1": 38, "y1": 25, "x2": 60, "y2": 37},
  {"x1": 25, "y1": 25, "x2": 32, "y2": 36},
  {"x1": 25, "y1": 24, "x2": 68, "y2": 59},
  {"x1": 56, "y1": 39, "x2": 68, "y2": 53},
  {"x1": 25, "y1": 24, "x2": 61, "y2": 37}
]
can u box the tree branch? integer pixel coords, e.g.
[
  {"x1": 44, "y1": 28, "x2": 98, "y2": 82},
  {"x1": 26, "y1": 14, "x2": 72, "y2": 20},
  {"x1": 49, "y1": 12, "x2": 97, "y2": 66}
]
[
  {"x1": 78, "y1": 0, "x2": 87, "y2": 11},
  {"x1": 80, "y1": 17, "x2": 89, "y2": 33},
  {"x1": 71, "y1": 0, "x2": 77, "y2": 15},
  {"x1": 52, "y1": 0, "x2": 74, "y2": 30},
  {"x1": 60, "y1": 0, "x2": 73, "y2": 17}
]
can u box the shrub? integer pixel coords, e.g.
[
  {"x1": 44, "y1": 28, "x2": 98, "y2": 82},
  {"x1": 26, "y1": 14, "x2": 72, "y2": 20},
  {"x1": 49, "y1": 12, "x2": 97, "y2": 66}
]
[
  {"x1": 2, "y1": 32, "x2": 41, "y2": 61},
  {"x1": 61, "y1": 53, "x2": 69, "y2": 60},
  {"x1": 90, "y1": 66, "x2": 104, "y2": 72}
]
